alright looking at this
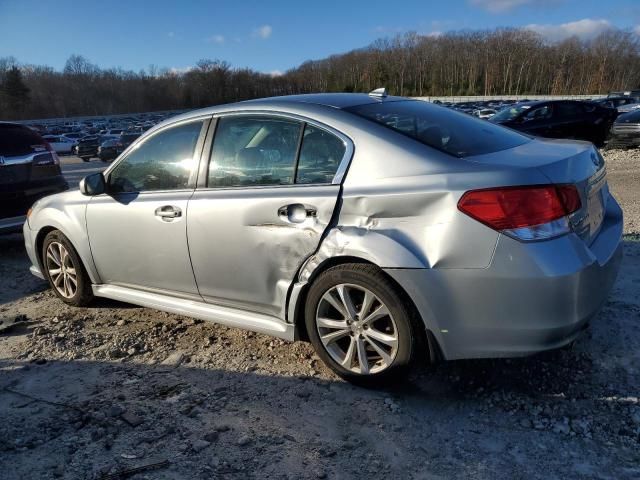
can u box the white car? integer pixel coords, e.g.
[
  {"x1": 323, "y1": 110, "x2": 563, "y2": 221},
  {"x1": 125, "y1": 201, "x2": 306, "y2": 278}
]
[
  {"x1": 42, "y1": 135, "x2": 77, "y2": 154},
  {"x1": 474, "y1": 108, "x2": 497, "y2": 119}
]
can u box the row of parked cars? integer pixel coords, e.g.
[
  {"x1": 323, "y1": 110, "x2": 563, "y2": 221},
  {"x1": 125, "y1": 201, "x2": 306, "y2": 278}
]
[
  {"x1": 25, "y1": 112, "x2": 182, "y2": 162},
  {"x1": 436, "y1": 91, "x2": 640, "y2": 149}
]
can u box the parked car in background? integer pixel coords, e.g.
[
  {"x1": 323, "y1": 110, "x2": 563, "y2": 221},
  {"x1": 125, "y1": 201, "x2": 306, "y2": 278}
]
[
  {"x1": 0, "y1": 122, "x2": 68, "y2": 233},
  {"x1": 73, "y1": 135, "x2": 104, "y2": 162},
  {"x1": 474, "y1": 108, "x2": 497, "y2": 119},
  {"x1": 42, "y1": 135, "x2": 77, "y2": 154},
  {"x1": 97, "y1": 133, "x2": 140, "y2": 162},
  {"x1": 24, "y1": 93, "x2": 622, "y2": 385},
  {"x1": 489, "y1": 100, "x2": 615, "y2": 146},
  {"x1": 606, "y1": 109, "x2": 640, "y2": 149},
  {"x1": 592, "y1": 96, "x2": 639, "y2": 113},
  {"x1": 63, "y1": 132, "x2": 87, "y2": 141},
  {"x1": 615, "y1": 101, "x2": 640, "y2": 114}
]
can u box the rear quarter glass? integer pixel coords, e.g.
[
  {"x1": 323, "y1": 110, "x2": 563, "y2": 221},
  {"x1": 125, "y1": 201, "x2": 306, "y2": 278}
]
[{"x1": 344, "y1": 100, "x2": 530, "y2": 158}]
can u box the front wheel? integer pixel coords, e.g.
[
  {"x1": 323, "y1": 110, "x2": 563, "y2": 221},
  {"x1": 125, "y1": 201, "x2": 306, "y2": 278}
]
[
  {"x1": 42, "y1": 230, "x2": 94, "y2": 306},
  {"x1": 305, "y1": 264, "x2": 422, "y2": 386}
]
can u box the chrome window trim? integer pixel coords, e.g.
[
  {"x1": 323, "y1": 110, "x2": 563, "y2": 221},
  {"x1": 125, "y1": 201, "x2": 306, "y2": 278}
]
[
  {"x1": 198, "y1": 110, "x2": 354, "y2": 190},
  {"x1": 102, "y1": 115, "x2": 211, "y2": 193}
]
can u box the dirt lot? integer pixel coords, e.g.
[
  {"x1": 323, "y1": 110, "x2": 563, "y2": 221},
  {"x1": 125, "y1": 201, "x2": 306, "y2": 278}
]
[{"x1": 1, "y1": 150, "x2": 639, "y2": 479}]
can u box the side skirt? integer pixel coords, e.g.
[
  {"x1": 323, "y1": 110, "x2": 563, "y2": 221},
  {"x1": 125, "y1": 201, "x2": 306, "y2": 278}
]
[{"x1": 92, "y1": 284, "x2": 295, "y2": 341}]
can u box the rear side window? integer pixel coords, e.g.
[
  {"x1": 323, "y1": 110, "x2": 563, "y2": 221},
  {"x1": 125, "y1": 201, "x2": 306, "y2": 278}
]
[
  {"x1": 296, "y1": 125, "x2": 346, "y2": 184},
  {"x1": 208, "y1": 116, "x2": 302, "y2": 187},
  {"x1": 524, "y1": 105, "x2": 552, "y2": 120},
  {"x1": 345, "y1": 101, "x2": 529, "y2": 157},
  {"x1": 0, "y1": 124, "x2": 46, "y2": 157}
]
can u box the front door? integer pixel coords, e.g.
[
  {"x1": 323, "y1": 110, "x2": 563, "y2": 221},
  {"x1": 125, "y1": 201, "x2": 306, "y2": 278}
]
[
  {"x1": 187, "y1": 114, "x2": 351, "y2": 318},
  {"x1": 86, "y1": 119, "x2": 208, "y2": 296}
]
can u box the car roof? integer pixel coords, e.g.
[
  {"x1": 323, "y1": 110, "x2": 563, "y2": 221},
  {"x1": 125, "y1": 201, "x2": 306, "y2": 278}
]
[{"x1": 241, "y1": 93, "x2": 406, "y2": 109}]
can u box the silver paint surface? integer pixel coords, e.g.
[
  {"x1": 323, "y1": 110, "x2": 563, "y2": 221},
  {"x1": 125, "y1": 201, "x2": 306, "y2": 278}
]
[{"x1": 24, "y1": 94, "x2": 624, "y2": 357}]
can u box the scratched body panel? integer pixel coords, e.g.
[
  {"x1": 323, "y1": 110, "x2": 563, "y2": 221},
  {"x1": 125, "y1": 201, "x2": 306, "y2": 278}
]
[{"x1": 187, "y1": 185, "x2": 339, "y2": 318}]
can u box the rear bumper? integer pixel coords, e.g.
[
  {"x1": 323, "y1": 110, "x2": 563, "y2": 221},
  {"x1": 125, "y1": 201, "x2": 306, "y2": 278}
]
[{"x1": 386, "y1": 196, "x2": 624, "y2": 360}]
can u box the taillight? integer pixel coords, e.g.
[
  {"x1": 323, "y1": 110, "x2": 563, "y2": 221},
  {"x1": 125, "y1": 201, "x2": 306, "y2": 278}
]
[
  {"x1": 43, "y1": 141, "x2": 60, "y2": 165},
  {"x1": 458, "y1": 185, "x2": 581, "y2": 241}
]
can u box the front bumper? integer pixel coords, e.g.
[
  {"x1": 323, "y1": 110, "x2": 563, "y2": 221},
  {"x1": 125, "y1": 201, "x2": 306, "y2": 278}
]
[
  {"x1": 386, "y1": 196, "x2": 624, "y2": 360},
  {"x1": 23, "y1": 221, "x2": 44, "y2": 279}
]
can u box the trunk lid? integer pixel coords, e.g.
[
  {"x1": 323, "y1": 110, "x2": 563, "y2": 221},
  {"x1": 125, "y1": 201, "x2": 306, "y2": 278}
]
[{"x1": 466, "y1": 137, "x2": 607, "y2": 245}]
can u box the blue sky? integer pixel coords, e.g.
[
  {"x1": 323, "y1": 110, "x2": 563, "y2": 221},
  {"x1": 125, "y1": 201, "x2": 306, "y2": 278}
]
[{"x1": 1, "y1": 0, "x2": 639, "y2": 74}]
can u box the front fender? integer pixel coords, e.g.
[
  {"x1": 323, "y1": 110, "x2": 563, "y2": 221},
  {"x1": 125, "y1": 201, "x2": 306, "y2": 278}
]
[{"x1": 28, "y1": 191, "x2": 100, "y2": 284}]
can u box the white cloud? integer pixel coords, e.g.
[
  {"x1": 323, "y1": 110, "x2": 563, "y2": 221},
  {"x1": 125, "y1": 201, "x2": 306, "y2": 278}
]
[
  {"x1": 470, "y1": 0, "x2": 532, "y2": 13},
  {"x1": 469, "y1": 0, "x2": 556, "y2": 13},
  {"x1": 253, "y1": 25, "x2": 273, "y2": 39},
  {"x1": 268, "y1": 70, "x2": 283, "y2": 77},
  {"x1": 206, "y1": 34, "x2": 225, "y2": 44},
  {"x1": 426, "y1": 31, "x2": 443, "y2": 38},
  {"x1": 169, "y1": 66, "x2": 194, "y2": 74},
  {"x1": 525, "y1": 18, "x2": 613, "y2": 42}
]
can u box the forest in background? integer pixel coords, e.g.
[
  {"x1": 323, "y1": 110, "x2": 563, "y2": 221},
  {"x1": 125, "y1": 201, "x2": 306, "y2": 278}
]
[{"x1": 1, "y1": 27, "x2": 640, "y2": 120}]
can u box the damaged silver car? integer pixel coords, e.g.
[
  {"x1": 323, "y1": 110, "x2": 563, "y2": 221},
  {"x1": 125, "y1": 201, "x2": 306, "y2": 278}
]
[{"x1": 24, "y1": 91, "x2": 623, "y2": 385}]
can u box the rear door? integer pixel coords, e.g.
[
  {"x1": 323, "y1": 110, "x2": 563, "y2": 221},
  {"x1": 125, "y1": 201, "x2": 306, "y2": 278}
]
[
  {"x1": 187, "y1": 113, "x2": 352, "y2": 319},
  {"x1": 0, "y1": 124, "x2": 50, "y2": 219},
  {"x1": 552, "y1": 102, "x2": 585, "y2": 140}
]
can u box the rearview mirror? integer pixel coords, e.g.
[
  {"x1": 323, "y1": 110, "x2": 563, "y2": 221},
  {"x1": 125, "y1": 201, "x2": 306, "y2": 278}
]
[{"x1": 79, "y1": 172, "x2": 106, "y2": 196}]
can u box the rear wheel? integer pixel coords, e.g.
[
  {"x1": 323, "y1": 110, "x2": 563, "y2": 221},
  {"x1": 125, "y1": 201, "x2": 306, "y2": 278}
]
[
  {"x1": 42, "y1": 230, "x2": 94, "y2": 306},
  {"x1": 305, "y1": 264, "x2": 422, "y2": 386},
  {"x1": 81, "y1": 156, "x2": 91, "y2": 162}
]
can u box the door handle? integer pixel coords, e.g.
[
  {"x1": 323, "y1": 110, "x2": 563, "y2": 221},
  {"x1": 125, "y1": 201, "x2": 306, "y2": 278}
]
[
  {"x1": 278, "y1": 204, "x2": 316, "y2": 223},
  {"x1": 155, "y1": 205, "x2": 182, "y2": 220}
]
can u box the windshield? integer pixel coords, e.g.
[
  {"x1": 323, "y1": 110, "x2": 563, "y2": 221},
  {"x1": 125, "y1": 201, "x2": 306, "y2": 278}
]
[
  {"x1": 490, "y1": 104, "x2": 533, "y2": 123},
  {"x1": 345, "y1": 100, "x2": 529, "y2": 157}
]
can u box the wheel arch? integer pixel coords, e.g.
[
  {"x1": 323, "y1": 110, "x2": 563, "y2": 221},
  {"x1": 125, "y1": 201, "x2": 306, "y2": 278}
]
[
  {"x1": 34, "y1": 223, "x2": 100, "y2": 284},
  {"x1": 290, "y1": 255, "x2": 441, "y2": 362}
]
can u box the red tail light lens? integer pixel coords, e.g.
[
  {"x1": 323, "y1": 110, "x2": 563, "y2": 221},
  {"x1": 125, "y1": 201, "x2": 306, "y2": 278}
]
[{"x1": 458, "y1": 185, "x2": 582, "y2": 231}]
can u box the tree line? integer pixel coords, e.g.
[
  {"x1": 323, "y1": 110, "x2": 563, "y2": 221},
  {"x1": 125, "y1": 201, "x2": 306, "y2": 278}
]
[{"x1": 1, "y1": 27, "x2": 640, "y2": 120}]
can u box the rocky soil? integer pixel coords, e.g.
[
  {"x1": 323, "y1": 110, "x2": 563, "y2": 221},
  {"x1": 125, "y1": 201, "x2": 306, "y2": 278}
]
[{"x1": 0, "y1": 150, "x2": 639, "y2": 479}]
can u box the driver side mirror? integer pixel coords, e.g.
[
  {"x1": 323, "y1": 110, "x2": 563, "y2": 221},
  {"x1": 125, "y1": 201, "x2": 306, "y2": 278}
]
[{"x1": 79, "y1": 172, "x2": 106, "y2": 196}]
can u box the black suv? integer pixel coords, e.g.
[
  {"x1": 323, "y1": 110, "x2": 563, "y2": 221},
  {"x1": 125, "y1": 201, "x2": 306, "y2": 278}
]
[
  {"x1": 73, "y1": 135, "x2": 103, "y2": 162},
  {"x1": 0, "y1": 122, "x2": 68, "y2": 233},
  {"x1": 97, "y1": 132, "x2": 140, "y2": 162},
  {"x1": 489, "y1": 100, "x2": 616, "y2": 146}
]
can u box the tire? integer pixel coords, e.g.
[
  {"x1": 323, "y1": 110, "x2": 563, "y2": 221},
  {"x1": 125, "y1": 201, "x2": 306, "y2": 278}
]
[
  {"x1": 42, "y1": 230, "x2": 94, "y2": 307},
  {"x1": 81, "y1": 157, "x2": 91, "y2": 162},
  {"x1": 305, "y1": 263, "x2": 422, "y2": 386}
]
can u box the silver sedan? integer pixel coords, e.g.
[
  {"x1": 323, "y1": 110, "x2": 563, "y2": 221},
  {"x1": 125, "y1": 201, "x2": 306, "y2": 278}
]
[{"x1": 23, "y1": 92, "x2": 623, "y2": 385}]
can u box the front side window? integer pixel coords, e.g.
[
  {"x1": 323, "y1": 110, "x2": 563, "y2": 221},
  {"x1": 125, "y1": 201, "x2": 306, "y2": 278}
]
[
  {"x1": 208, "y1": 116, "x2": 302, "y2": 187},
  {"x1": 296, "y1": 125, "x2": 346, "y2": 184},
  {"x1": 524, "y1": 105, "x2": 552, "y2": 121},
  {"x1": 108, "y1": 120, "x2": 203, "y2": 193}
]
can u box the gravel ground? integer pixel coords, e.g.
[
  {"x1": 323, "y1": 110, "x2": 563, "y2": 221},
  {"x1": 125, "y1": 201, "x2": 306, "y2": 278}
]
[{"x1": 0, "y1": 150, "x2": 639, "y2": 479}]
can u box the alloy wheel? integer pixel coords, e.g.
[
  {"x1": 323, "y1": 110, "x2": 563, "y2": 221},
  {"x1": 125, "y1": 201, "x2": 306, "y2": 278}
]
[
  {"x1": 45, "y1": 242, "x2": 78, "y2": 299},
  {"x1": 316, "y1": 283, "x2": 398, "y2": 374}
]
